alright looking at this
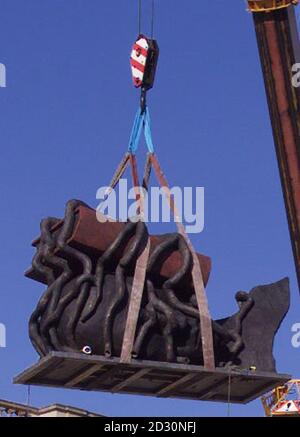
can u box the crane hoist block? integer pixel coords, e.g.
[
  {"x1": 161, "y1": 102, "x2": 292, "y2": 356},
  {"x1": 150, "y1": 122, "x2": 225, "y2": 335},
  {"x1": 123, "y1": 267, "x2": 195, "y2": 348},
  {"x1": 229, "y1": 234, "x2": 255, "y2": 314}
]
[
  {"x1": 130, "y1": 35, "x2": 159, "y2": 89},
  {"x1": 247, "y1": 0, "x2": 298, "y2": 12}
]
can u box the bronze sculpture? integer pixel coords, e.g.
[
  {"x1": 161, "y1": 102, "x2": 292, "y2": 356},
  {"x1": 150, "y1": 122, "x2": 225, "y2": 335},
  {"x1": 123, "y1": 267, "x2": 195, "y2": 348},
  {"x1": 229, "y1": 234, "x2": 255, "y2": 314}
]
[{"x1": 27, "y1": 199, "x2": 290, "y2": 372}]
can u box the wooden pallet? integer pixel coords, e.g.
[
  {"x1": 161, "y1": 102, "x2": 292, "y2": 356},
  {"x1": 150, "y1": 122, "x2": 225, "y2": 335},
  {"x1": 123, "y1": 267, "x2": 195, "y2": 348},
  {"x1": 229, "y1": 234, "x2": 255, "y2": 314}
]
[{"x1": 14, "y1": 352, "x2": 290, "y2": 404}]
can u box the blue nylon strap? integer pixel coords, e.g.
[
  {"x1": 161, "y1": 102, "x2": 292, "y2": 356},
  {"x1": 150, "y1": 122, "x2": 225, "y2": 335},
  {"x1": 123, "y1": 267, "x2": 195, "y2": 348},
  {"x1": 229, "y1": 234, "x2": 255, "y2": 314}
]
[
  {"x1": 128, "y1": 107, "x2": 155, "y2": 155},
  {"x1": 143, "y1": 108, "x2": 154, "y2": 154}
]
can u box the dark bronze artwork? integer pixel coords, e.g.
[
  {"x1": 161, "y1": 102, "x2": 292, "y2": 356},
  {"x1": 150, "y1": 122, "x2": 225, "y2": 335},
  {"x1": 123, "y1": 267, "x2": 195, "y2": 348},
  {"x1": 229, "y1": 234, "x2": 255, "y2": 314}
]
[{"x1": 26, "y1": 199, "x2": 290, "y2": 373}]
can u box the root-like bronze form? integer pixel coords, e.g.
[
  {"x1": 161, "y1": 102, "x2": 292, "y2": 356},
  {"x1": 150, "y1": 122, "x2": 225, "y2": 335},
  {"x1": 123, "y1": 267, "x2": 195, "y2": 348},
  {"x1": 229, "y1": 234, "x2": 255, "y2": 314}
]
[
  {"x1": 29, "y1": 198, "x2": 254, "y2": 366},
  {"x1": 29, "y1": 217, "x2": 66, "y2": 355},
  {"x1": 145, "y1": 280, "x2": 178, "y2": 362},
  {"x1": 29, "y1": 200, "x2": 92, "y2": 354},
  {"x1": 146, "y1": 233, "x2": 253, "y2": 361},
  {"x1": 103, "y1": 220, "x2": 148, "y2": 357},
  {"x1": 82, "y1": 219, "x2": 147, "y2": 323},
  {"x1": 226, "y1": 291, "x2": 254, "y2": 355},
  {"x1": 132, "y1": 299, "x2": 157, "y2": 358}
]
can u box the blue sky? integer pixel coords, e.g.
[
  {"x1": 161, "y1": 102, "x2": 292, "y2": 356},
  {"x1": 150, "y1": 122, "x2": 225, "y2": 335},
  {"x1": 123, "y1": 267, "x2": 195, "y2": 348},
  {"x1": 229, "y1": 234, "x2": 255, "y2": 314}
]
[{"x1": 0, "y1": 0, "x2": 299, "y2": 417}]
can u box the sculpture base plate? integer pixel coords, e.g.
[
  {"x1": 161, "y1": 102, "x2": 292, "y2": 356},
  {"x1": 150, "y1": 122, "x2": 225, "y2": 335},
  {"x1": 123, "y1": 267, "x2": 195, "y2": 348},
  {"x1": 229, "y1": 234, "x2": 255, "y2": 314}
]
[{"x1": 14, "y1": 352, "x2": 290, "y2": 404}]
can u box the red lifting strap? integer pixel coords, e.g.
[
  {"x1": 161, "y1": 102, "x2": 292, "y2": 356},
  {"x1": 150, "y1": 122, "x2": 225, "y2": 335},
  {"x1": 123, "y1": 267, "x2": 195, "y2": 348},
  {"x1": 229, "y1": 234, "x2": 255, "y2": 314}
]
[
  {"x1": 149, "y1": 153, "x2": 215, "y2": 370},
  {"x1": 106, "y1": 152, "x2": 215, "y2": 369},
  {"x1": 120, "y1": 154, "x2": 151, "y2": 363}
]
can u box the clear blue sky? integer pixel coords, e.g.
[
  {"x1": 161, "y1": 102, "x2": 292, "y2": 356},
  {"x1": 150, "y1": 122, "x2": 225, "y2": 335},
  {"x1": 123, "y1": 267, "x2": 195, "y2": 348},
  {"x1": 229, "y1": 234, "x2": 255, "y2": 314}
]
[{"x1": 0, "y1": 0, "x2": 300, "y2": 417}]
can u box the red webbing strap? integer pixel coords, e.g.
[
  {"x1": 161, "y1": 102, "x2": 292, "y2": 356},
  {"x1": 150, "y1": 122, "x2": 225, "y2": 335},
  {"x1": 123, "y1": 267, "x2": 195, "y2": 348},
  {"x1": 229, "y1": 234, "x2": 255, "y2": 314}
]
[
  {"x1": 150, "y1": 153, "x2": 215, "y2": 370},
  {"x1": 142, "y1": 153, "x2": 152, "y2": 191},
  {"x1": 120, "y1": 154, "x2": 150, "y2": 363},
  {"x1": 105, "y1": 153, "x2": 130, "y2": 197},
  {"x1": 129, "y1": 154, "x2": 142, "y2": 214}
]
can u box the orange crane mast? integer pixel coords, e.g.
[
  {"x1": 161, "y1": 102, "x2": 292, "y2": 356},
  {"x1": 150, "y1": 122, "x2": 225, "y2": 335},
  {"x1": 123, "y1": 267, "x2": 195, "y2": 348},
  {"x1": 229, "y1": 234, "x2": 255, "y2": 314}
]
[
  {"x1": 247, "y1": 0, "x2": 300, "y2": 292},
  {"x1": 246, "y1": 0, "x2": 300, "y2": 416}
]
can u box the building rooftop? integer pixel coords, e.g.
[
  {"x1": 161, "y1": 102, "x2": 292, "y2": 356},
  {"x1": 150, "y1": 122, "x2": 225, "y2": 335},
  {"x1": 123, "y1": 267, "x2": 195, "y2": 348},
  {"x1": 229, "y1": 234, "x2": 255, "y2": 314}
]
[{"x1": 0, "y1": 399, "x2": 103, "y2": 417}]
